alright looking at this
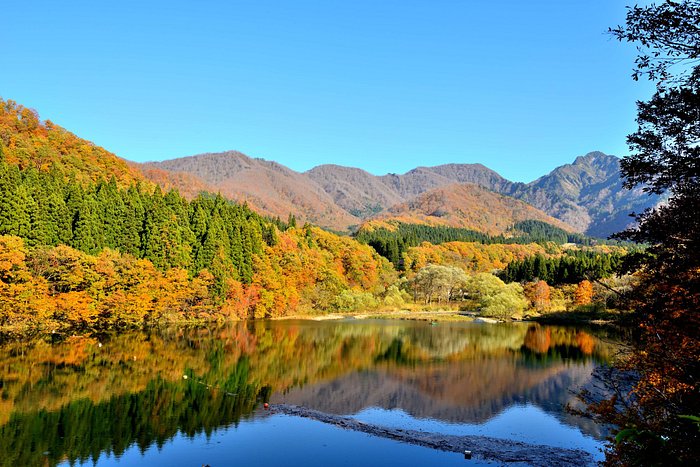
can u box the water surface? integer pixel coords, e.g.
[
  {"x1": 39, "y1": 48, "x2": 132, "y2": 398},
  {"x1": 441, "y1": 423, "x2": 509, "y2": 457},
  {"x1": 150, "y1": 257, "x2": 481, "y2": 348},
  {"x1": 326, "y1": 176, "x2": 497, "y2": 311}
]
[{"x1": 0, "y1": 319, "x2": 619, "y2": 466}]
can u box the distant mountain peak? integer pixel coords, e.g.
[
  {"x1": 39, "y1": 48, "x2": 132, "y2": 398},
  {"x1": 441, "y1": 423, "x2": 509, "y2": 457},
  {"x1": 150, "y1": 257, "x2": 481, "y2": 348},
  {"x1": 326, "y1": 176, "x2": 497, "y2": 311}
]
[
  {"x1": 139, "y1": 149, "x2": 660, "y2": 238},
  {"x1": 571, "y1": 151, "x2": 619, "y2": 169}
]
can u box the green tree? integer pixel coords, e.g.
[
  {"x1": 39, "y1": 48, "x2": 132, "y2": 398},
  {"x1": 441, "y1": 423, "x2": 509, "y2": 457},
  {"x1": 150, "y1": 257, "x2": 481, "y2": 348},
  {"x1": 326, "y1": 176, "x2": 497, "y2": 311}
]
[
  {"x1": 480, "y1": 283, "x2": 528, "y2": 319},
  {"x1": 71, "y1": 191, "x2": 105, "y2": 254},
  {"x1": 141, "y1": 187, "x2": 192, "y2": 271},
  {"x1": 464, "y1": 273, "x2": 527, "y2": 319},
  {"x1": 95, "y1": 177, "x2": 125, "y2": 249},
  {"x1": 118, "y1": 186, "x2": 145, "y2": 256},
  {"x1": 410, "y1": 264, "x2": 467, "y2": 304},
  {"x1": 0, "y1": 164, "x2": 31, "y2": 238}
]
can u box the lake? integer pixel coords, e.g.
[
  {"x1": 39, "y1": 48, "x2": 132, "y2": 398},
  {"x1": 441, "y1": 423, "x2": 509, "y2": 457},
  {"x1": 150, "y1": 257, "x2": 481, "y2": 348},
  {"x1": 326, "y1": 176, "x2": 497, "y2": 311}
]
[{"x1": 0, "y1": 319, "x2": 620, "y2": 466}]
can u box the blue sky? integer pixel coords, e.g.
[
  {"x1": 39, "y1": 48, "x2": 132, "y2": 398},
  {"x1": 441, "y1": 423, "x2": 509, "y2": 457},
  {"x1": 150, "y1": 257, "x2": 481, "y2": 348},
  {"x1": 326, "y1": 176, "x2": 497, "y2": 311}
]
[{"x1": 1, "y1": 0, "x2": 653, "y2": 182}]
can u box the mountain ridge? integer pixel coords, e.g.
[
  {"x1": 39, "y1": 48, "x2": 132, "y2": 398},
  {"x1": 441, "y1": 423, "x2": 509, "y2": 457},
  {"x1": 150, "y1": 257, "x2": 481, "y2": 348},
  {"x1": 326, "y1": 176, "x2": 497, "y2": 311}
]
[
  {"x1": 143, "y1": 151, "x2": 361, "y2": 230},
  {"x1": 143, "y1": 150, "x2": 659, "y2": 237},
  {"x1": 1, "y1": 97, "x2": 659, "y2": 238}
]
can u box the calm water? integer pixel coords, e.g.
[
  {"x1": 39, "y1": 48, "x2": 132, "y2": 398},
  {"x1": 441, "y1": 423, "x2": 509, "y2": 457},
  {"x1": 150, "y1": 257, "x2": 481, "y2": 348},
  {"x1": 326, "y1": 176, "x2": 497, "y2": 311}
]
[{"x1": 0, "y1": 319, "x2": 620, "y2": 466}]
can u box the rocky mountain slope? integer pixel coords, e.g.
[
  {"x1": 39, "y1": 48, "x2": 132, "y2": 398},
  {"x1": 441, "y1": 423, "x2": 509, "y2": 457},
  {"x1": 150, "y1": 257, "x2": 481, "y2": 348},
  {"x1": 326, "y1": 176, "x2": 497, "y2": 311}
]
[
  {"x1": 307, "y1": 164, "x2": 404, "y2": 218},
  {"x1": 511, "y1": 152, "x2": 656, "y2": 236},
  {"x1": 141, "y1": 150, "x2": 660, "y2": 237}
]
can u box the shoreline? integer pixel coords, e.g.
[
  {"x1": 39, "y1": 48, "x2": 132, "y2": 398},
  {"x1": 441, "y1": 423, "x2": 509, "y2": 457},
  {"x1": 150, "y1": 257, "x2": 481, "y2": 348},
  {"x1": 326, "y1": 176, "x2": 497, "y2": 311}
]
[
  {"x1": 269, "y1": 309, "x2": 476, "y2": 322},
  {"x1": 271, "y1": 308, "x2": 630, "y2": 327},
  {"x1": 1, "y1": 308, "x2": 632, "y2": 341}
]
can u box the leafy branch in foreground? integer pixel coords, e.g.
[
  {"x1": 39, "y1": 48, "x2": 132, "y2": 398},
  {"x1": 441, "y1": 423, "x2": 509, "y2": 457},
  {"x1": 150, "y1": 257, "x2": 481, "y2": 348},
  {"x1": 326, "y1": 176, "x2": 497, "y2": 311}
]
[{"x1": 585, "y1": 2, "x2": 700, "y2": 465}]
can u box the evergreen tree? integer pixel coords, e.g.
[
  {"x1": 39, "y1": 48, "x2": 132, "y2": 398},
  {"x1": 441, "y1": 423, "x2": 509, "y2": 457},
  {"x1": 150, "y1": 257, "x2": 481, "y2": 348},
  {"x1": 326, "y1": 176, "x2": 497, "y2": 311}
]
[
  {"x1": 71, "y1": 192, "x2": 104, "y2": 254},
  {"x1": 118, "y1": 186, "x2": 145, "y2": 256},
  {"x1": 93, "y1": 177, "x2": 123, "y2": 249},
  {"x1": 0, "y1": 164, "x2": 31, "y2": 238},
  {"x1": 141, "y1": 186, "x2": 192, "y2": 270}
]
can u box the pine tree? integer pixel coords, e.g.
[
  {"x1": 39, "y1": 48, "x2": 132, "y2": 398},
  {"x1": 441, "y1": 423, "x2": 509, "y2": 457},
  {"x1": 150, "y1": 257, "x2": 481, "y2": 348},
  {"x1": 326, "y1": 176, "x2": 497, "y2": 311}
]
[
  {"x1": 95, "y1": 177, "x2": 125, "y2": 249},
  {"x1": 142, "y1": 186, "x2": 192, "y2": 270},
  {"x1": 71, "y1": 192, "x2": 104, "y2": 254},
  {"x1": 0, "y1": 164, "x2": 31, "y2": 238},
  {"x1": 118, "y1": 186, "x2": 145, "y2": 256}
]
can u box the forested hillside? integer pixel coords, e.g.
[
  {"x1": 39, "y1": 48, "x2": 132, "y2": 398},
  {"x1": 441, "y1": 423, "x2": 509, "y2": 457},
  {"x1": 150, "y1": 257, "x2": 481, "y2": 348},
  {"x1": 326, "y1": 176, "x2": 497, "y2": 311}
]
[
  {"x1": 372, "y1": 184, "x2": 573, "y2": 235},
  {"x1": 0, "y1": 171, "x2": 395, "y2": 330},
  {"x1": 0, "y1": 112, "x2": 395, "y2": 331},
  {"x1": 0, "y1": 99, "x2": 145, "y2": 186},
  {"x1": 356, "y1": 220, "x2": 600, "y2": 269},
  {"x1": 0, "y1": 98, "x2": 635, "y2": 335}
]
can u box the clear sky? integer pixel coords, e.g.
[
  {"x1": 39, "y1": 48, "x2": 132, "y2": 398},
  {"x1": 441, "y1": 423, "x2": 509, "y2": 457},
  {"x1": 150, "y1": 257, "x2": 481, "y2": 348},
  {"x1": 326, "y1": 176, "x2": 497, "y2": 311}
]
[{"x1": 1, "y1": 0, "x2": 654, "y2": 182}]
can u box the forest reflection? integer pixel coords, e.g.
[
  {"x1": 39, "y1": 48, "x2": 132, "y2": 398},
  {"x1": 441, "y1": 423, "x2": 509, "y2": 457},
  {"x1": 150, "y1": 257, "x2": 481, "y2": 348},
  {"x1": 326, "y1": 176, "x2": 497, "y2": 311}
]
[{"x1": 0, "y1": 320, "x2": 621, "y2": 467}]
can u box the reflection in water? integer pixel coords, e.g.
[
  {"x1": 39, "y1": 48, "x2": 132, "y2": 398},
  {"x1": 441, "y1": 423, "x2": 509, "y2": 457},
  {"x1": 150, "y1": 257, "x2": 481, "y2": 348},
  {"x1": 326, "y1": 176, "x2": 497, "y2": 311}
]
[{"x1": 0, "y1": 321, "x2": 621, "y2": 466}]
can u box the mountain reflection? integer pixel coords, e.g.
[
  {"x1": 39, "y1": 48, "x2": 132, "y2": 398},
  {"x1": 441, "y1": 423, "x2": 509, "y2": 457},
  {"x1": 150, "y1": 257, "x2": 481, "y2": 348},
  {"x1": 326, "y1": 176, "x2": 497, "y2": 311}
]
[{"x1": 0, "y1": 320, "x2": 621, "y2": 466}]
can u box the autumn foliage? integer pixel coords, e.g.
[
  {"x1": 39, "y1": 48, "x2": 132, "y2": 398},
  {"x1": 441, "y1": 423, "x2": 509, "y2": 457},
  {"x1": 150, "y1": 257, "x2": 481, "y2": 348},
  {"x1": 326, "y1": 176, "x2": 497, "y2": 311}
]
[
  {"x1": 0, "y1": 230, "x2": 394, "y2": 332},
  {"x1": 524, "y1": 280, "x2": 551, "y2": 311},
  {"x1": 0, "y1": 98, "x2": 145, "y2": 186},
  {"x1": 573, "y1": 280, "x2": 594, "y2": 306},
  {"x1": 403, "y1": 241, "x2": 547, "y2": 274}
]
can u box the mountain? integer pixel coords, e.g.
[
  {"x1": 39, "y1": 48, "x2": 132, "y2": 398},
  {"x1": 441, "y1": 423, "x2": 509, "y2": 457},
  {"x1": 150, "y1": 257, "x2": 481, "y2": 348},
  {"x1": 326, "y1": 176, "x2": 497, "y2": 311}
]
[
  {"x1": 513, "y1": 152, "x2": 657, "y2": 236},
  {"x1": 135, "y1": 163, "x2": 214, "y2": 200},
  {"x1": 140, "y1": 149, "x2": 658, "y2": 237},
  {"x1": 393, "y1": 163, "x2": 515, "y2": 195},
  {"x1": 143, "y1": 151, "x2": 360, "y2": 230},
  {"x1": 372, "y1": 183, "x2": 573, "y2": 235},
  {"x1": 0, "y1": 97, "x2": 657, "y2": 237},
  {"x1": 310, "y1": 152, "x2": 659, "y2": 236},
  {"x1": 307, "y1": 164, "x2": 404, "y2": 218},
  {"x1": 0, "y1": 99, "x2": 398, "y2": 325}
]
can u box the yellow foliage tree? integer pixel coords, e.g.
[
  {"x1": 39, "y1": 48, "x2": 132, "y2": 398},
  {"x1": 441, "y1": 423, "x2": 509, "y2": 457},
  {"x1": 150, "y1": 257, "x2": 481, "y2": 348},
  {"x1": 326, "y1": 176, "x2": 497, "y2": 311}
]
[{"x1": 573, "y1": 280, "x2": 594, "y2": 306}]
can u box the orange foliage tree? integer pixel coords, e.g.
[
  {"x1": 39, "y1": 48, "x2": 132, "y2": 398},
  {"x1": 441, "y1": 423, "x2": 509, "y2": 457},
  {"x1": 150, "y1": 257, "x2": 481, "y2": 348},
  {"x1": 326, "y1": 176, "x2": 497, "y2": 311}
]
[
  {"x1": 403, "y1": 241, "x2": 547, "y2": 276},
  {"x1": 0, "y1": 224, "x2": 397, "y2": 333},
  {"x1": 573, "y1": 280, "x2": 593, "y2": 306},
  {"x1": 524, "y1": 280, "x2": 551, "y2": 311}
]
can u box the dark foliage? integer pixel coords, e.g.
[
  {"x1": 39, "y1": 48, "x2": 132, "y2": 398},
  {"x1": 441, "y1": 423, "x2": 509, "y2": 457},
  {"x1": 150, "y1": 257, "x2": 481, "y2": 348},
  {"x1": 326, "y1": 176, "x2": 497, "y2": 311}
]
[
  {"x1": 499, "y1": 251, "x2": 624, "y2": 285},
  {"x1": 0, "y1": 361, "x2": 260, "y2": 467},
  {"x1": 586, "y1": 2, "x2": 700, "y2": 465},
  {"x1": 0, "y1": 160, "x2": 269, "y2": 294}
]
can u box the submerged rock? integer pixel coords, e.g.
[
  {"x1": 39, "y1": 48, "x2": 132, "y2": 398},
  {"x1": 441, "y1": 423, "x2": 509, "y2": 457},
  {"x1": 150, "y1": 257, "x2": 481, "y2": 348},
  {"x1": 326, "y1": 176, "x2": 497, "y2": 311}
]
[
  {"x1": 473, "y1": 317, "x2": 501, "y2": 324},
  {"x1": 269, "y1": 404, "x2": 595, "y2": 466}
]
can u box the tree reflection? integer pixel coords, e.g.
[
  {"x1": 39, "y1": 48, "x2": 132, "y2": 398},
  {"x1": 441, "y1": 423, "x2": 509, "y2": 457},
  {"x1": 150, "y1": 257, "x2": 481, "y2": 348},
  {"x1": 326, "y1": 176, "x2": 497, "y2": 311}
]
[{"x1": 0, "y1": 321, "x2": 622, "y2": 466}]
